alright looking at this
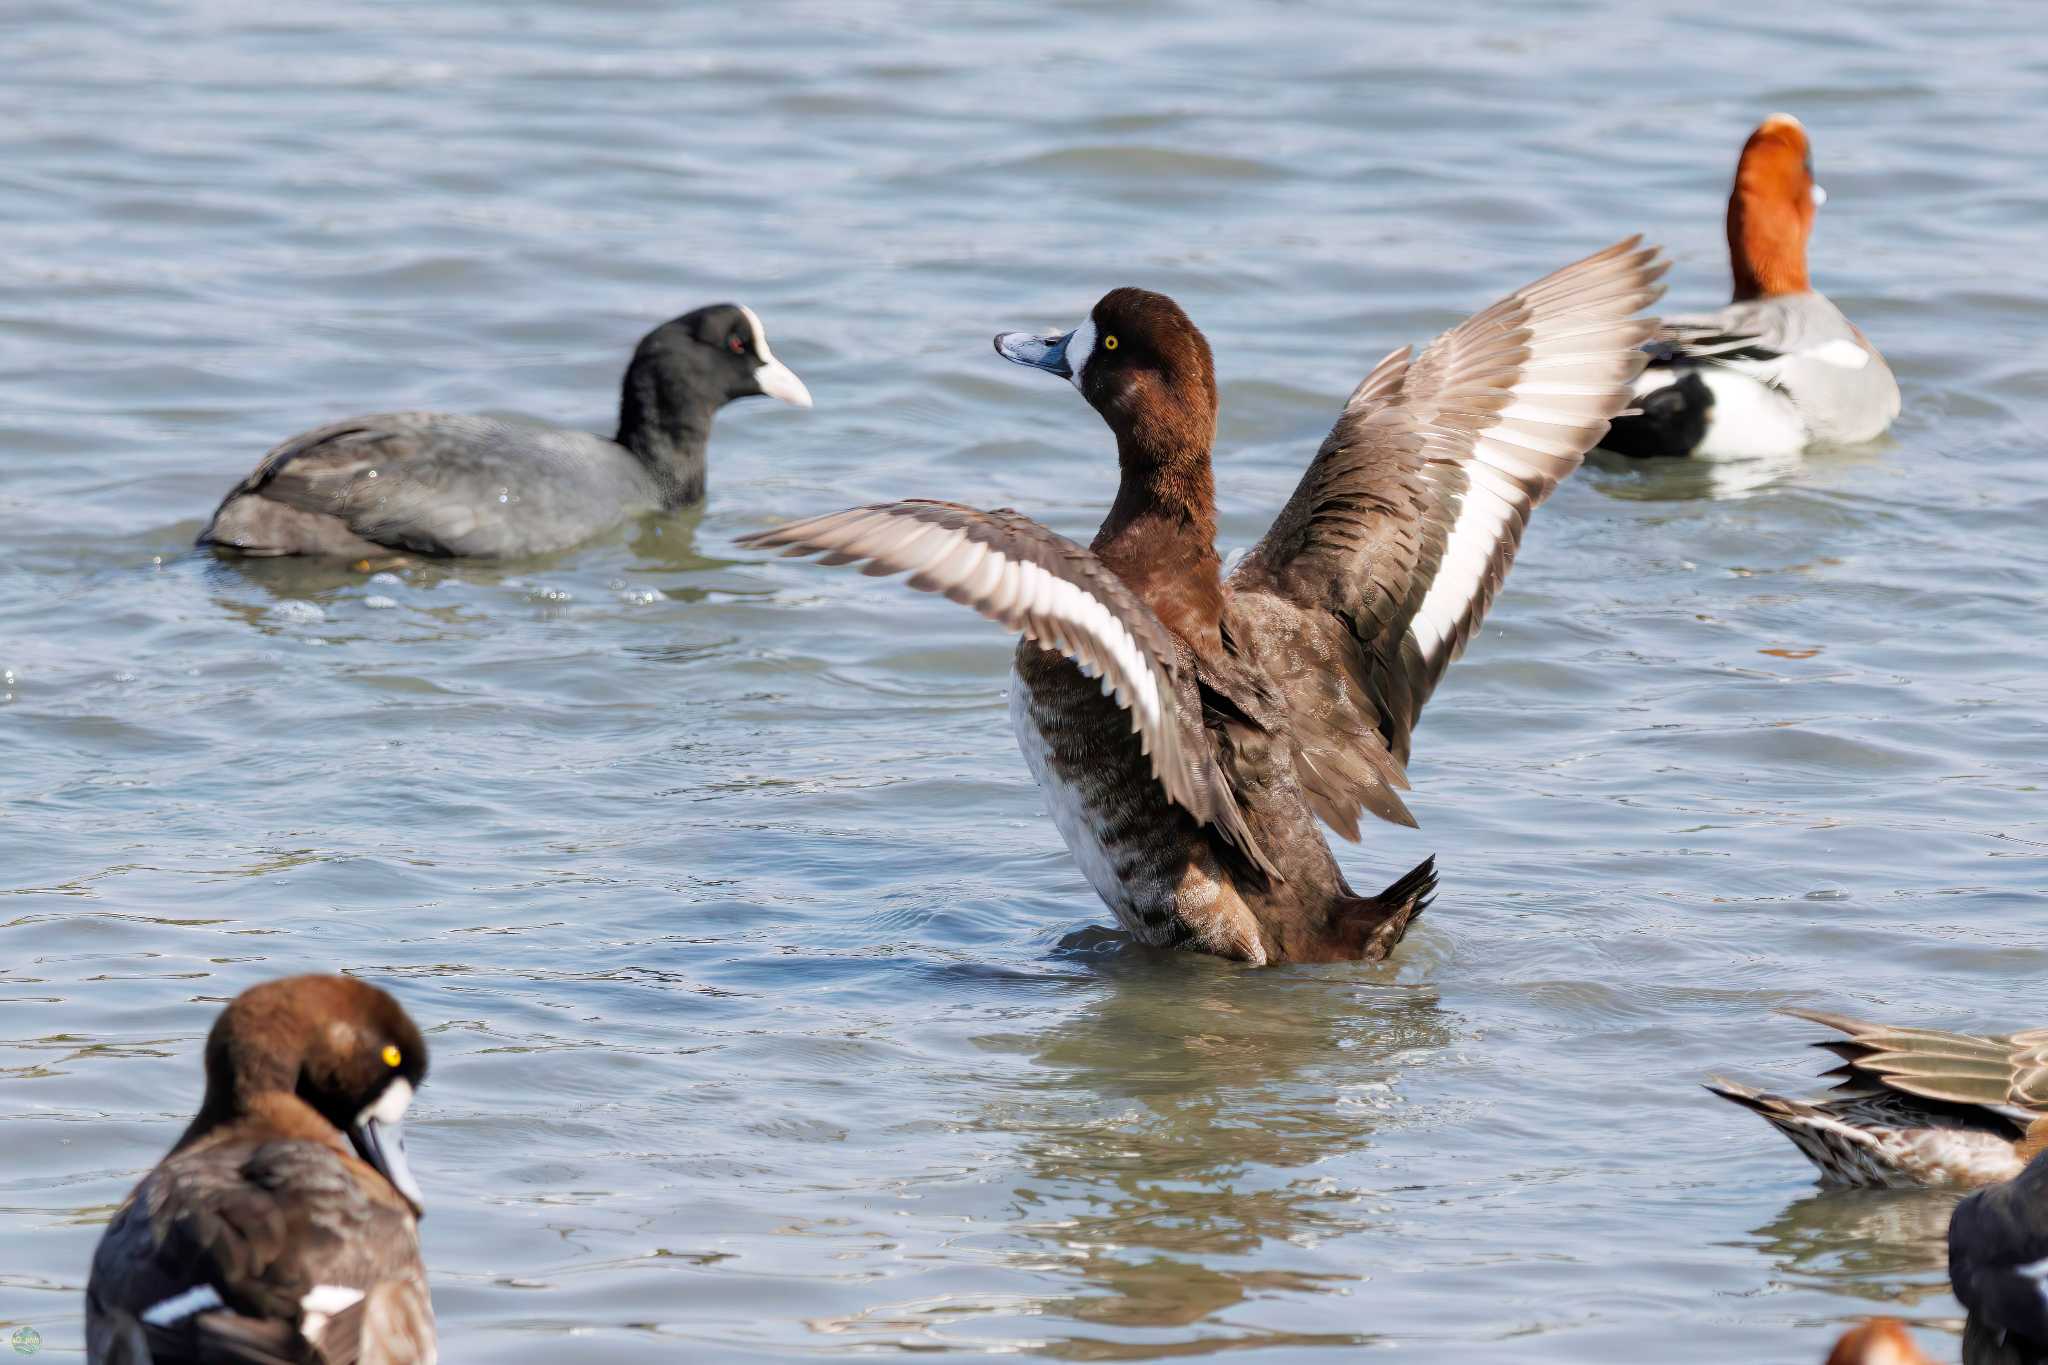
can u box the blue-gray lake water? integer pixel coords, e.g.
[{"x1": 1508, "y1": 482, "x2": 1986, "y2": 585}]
[{"x1": 4, "y1": 2, "x2": 2045, "y2": 1360}]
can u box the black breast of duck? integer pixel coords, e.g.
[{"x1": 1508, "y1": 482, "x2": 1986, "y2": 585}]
[
  {"x1": 1952, "y1": 1145, "x2": 2048, "y2": 1356},
  {"x1": 743, "y1": 239, "x2": 1664, "y2": 963},
  {"x1": 85, "y1": 974, "x2": 436, "y2": 1364}
]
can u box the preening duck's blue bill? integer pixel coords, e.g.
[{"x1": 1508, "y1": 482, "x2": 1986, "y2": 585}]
[{"x1": 350, "y1": 1078, "x2": 425, "y2": 1216}]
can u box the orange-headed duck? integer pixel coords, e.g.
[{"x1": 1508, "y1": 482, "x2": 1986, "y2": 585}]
[
  {"x1": 85, "y1": 975, "x2": 436, "y2": 1364},
  {"x1": 1709, "y1": 1009, "x2": 2048, "y2": 1188},
  {"x1": 1604, "y1": 115, "x2": 1898, "y2": 459},
  {"x1": 1825, "y1": 1319, "x2": 1936, "y2": 1365},
  {"x1": 742, "y1": 239, "x2": 1665, "y2": 963},
  {"x1": 199, "y1": 304, "x2": 810, "y2": 558},
  {"x1": 1951, "y1": 1145, "x2": 2048, "y2": 1361}
]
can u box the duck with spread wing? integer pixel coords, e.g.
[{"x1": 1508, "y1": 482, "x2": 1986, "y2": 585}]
[{"x1": 743, "y1": 239, "x2": 1665, "y2": 964}]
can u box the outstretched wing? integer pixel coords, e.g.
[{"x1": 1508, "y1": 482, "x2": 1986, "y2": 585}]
[
  {"x1": 1228, "y1": 237, "x2": 1666, "y2": 838},
  {"x1": 740, "y1": 499, "x2": 1273, "y2": 874}
]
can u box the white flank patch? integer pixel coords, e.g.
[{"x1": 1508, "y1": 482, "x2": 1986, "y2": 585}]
[
  {"x1": 300, "y1": 1284, "x2": 366, "y2": 1342},
  {"x1": 1010, "y1": 670, "x2": 1132, "y2": 924},
  {"x1": 360, "y1": 1077, "x2": 414, "y2": 1128},
  {"x1": 1407, "y1": 464, "x2": 1518, "y2": 664},
  {"x1": 1065, "y1": 317, "x2": 1098, "y2": 392},
  {"x1": 141, "y1": 1284, "x2": 224, "y2": 1327},
  {"x1": 1806, "y1": 337, "x2": 1869, "y2": 369},
  {"x1": 1693, "y1": 368, "x2": 1807, "y2": 460}
]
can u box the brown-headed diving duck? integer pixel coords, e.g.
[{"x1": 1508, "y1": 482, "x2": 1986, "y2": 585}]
[
  {"x1": 85, "y1": 974, "x2": 435, "y2": 1364},
  {"x1": 199, "y1": 304, "x2": 810, "y2": 558},
  {"x1": 1603, "y1": 115, "x2": 1899, "y2": 459},
  {"x1": 742, "y1": 239, "x2": 1665, "y2": 964}
]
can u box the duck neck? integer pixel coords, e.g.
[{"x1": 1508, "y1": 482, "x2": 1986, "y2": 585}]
[
  {"x1": 173, "y1": 1034, "x2": 301, "y2": 1153},
  {"x1": 1727, "y1": 182, "x2": 1811, "y2": 301},
  {"x1": 616, "y1": 362, "x2": 718, "y2": 507},
  {"x1": 1094, "y1": 419, "x2": 1224, "y2": 652}
]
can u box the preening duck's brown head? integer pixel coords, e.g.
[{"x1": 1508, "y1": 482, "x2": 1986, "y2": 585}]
[
  {"x1": 1728, "y1": 113, "x2": 1825, "y2": 301},
  {"x1": 184, "y1": 974, "x2": 430, "y2": 1214},
  {"x1": 994, "y1": 288, "x2": 1219, "y2": 471}
]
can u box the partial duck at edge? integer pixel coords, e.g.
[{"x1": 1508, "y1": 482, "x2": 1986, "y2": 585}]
[
  {"x1": 1603, "y1": 114, "x2": 1899, "y2": 460},
  {"x1": 85, "y1": 974, "x2": 435, "y2": 1364},
  {"x1": 1951, "y1": 1145, "x2": 2048, "y2": 1364},
  {"x1": 744, "y1": 239, "x2": 1664, "y2": 964},
  {"x1": 1709, "y1": 1008, "x2": 2048, "y2": 1188},
  {"x1": 199, "y1": 303, "x2": 811, "y2": 559}
]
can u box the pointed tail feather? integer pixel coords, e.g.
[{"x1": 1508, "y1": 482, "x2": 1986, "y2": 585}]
[{"x1": 1337, "y1": 856, "x2": 1437, "y2": 961}]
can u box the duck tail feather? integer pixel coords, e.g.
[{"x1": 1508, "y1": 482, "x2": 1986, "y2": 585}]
[{"x1": 1333, "y1": 856, "x2": 1437, "y2": 962}]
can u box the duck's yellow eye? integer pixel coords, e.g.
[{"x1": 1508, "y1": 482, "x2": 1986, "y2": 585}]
[
  {"x1": 381, "y1": 1045, "x2": 402, "y2": 1068},
  {"x1": 1103, "y1": 335, "x2": 1119, "y2": 350}
]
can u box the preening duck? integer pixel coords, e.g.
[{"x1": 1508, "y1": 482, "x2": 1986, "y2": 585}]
[
  {"x1": 1603, "y1": 114, "x2": 1899, "y2": 459},
  {"x1": 85, "y1": 975, "x2": 436, "y2": 1364},
  {"x1": 199, "y1": 303, "x2": 811, "y2": 558},
  {"x1": 1708, "y1": 1008, "x2": 2048, "y2": 1188},
  {"x1": 743, "y1": 239, "x2": 1665, "y2": 964}
]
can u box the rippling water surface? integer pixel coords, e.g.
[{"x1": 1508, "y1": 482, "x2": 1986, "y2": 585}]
[{"x1": 4, "y1": 3, "x2": 2046, "y2": 1360}]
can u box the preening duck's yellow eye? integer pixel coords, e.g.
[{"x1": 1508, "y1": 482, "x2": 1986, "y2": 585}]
[
  {"x1": 381, "y1": 1044, "x2": 402, "y2": 1068},
  {"x1": 1103, "y1": 335, "x2": 1118, "y2": 350}
]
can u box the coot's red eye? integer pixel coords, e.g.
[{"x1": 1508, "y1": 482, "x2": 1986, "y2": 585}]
[{"x1": 729, "y1": 335, "x2": 746, "y2": 355}]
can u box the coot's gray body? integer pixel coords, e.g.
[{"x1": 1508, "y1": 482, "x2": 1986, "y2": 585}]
[{"x1": 199, "y1": 302, "x2": 810, "y2": 558}]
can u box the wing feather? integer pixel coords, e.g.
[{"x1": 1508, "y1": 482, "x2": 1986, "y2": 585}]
[
  {"x1": 741, "y1": 500, "x2": 1276, "y2": 874},
  {"x1": 1228, "y1": 238, "x2": 1666, "y2": 837}
]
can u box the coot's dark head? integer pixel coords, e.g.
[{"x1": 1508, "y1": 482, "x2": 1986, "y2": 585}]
[
  {"x1": 192, "y1": 974, "x2": 431, "y2": 1213},
  {"x1": 633, "y1": 303, "x2": 813, "y2": 409},
  {"x1": 993, "y1": 288, "x2": 1216, "y2": 455}
]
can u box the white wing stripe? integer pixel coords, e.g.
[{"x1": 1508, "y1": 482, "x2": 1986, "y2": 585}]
[
  {"x1": 1408, "y1": 474, "x2": 1519, "y2": 663},
  {"x1": 142, "y1": 1285, "x2": 226, "y2": 1327}
]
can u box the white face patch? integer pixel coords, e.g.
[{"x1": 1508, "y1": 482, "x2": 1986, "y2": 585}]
[
  {"x1": 737, "y1": 303, "x2": 770, "y2": 360},
  {"x1": 736, "y1": 303, "x2": 813, "y2": 408},
  {"x1": 1064, "y1": 316, "x2": 1098, "y2": 393},
  {"x1": 359, "y1": 1076, "x2": 413, "y2": 1128},
  {"x1": 1811, "y1": 183, "x2": 1828, "y2": 207}
]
